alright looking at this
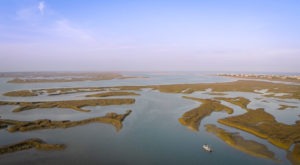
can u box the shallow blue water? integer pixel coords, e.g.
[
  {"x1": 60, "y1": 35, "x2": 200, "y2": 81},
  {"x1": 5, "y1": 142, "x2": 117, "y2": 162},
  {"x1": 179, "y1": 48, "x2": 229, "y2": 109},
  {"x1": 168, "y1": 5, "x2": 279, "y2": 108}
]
[{"x1": 0, "y1": 73, "x2": 298, "y2": 165}]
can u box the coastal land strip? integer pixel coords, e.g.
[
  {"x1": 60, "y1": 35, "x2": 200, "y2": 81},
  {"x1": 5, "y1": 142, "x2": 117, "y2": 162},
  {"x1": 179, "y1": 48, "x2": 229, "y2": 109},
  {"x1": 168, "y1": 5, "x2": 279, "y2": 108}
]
[
  {"x1": 215, "y1": 97, "x2": 251, "y2": 111},
  {"x1": 0, "y1": 110, "x2": 132, "y2": 132},
  {"x1": 178, "y1": 96, "x2": 233, "y2": 131},
  {"x1": 3, "y1": 87, "x2": 141, "y2": 97},
  {"x1": 3, "y1": 80, "x2": 299, "y2": 99},
  {"x1": 218, "y1": 73, "x2": 300, "y2": 83},
  {"x1": 2, "y1": 72, "x2": 146, "y2": 84},
  {"x1": 0, "y1": 99, "x2": 135, "y2": 112},
  {"x1": 0, "y1": 138, "x2": 66, "y2": 155},
  {"x1": 1, "y1": 78, "x2": 300, "y2": 163},
  {"x1": 205, "y1": 124, "x2": 277, "y2": 161},
  {"x1": 218, "y1": 109, "x2": 300, "y2": 150}
]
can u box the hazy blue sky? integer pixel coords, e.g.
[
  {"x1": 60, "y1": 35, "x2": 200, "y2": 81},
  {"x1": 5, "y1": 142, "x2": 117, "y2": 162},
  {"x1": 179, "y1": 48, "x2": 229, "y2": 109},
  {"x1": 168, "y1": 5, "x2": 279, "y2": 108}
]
[{"x1": 0, "y1": 0, "x2": 299, "y2": 72}]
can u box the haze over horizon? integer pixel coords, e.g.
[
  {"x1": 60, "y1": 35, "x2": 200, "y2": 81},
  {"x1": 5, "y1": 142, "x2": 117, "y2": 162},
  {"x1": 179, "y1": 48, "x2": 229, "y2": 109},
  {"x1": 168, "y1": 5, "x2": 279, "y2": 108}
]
[{"x1": 0, "y1": 0, "x2": 299, "y2": 73}]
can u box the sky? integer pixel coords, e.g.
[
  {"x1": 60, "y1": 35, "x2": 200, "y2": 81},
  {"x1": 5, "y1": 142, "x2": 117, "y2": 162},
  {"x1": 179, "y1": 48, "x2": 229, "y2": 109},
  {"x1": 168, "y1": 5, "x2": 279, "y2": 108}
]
[{"x1": 0, "y1": 0, "x2": 299, "y2": 73}]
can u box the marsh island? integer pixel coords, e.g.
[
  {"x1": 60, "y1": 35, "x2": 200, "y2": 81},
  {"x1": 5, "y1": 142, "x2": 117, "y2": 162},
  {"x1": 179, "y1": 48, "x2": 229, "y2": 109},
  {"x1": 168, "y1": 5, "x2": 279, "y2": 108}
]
[{"x1": 0, "y1": 72, "x2": 299, "y2": 165}]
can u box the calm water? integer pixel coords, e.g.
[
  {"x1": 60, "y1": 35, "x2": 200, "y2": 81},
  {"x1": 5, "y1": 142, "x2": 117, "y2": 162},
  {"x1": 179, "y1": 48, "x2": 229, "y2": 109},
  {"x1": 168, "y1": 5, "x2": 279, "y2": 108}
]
[{"x1": 0, "y1": 73, "x2": 299, "y2": 165}]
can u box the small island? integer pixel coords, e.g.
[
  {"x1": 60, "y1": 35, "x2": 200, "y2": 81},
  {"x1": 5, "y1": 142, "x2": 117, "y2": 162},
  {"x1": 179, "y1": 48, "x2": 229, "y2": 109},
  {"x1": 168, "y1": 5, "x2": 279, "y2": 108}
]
[
  {"x1": 218, "y1": 108, "x2": 300, "y2": 150},
  {"x1": 0, "y1": 110, "x2": 132, "y2": 132},
  {"x1": 205, "y1": 124, "x2": 277, "y2": 161},
  {"x1": 215, "y1": 97, "x2": 251, "y2": 111},
  {"x1": 179, "y1": 96, "x2": 233, "y2": 131},
  {"x1": 278, "y1": 104, "x2": 298, "y2": 110},
  {"x1": 0, "y1": 138, "x2": 66, "y2": 155},
  {"x1": 1, "y1": 78, "x2": 299, "y2": 164}
]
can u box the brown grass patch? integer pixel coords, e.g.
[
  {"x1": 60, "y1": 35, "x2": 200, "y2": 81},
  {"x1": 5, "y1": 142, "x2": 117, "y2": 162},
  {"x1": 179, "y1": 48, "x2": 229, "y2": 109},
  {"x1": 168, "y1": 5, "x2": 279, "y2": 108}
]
[
  {"x1": 205, "y1": 124, "x2": 276, "y2": 161},
  {"x1": 0, "y1": 99, "x2": 135, "y2": 113},
  {"x1": 215, "y1": 97, "x2": 251, "y2": 111},
  {"x1": 287, "y1": 144, "x2": 300, "y2": 165},
  {"x1": 278, "y1": 104, "x2": 298, "y2": 110},
  {"x1": 0, "y1": 110, "x2": 132, "y2": 132},
  {"x1": 218, "y1": 109, "x2": 300, "y2": 150},
  {"x1": 178, "y1": 96, "x2": 233, "y2": 131},
  {"x1": 0, "y1": 138, "x2": 65, "y2": 155}
]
